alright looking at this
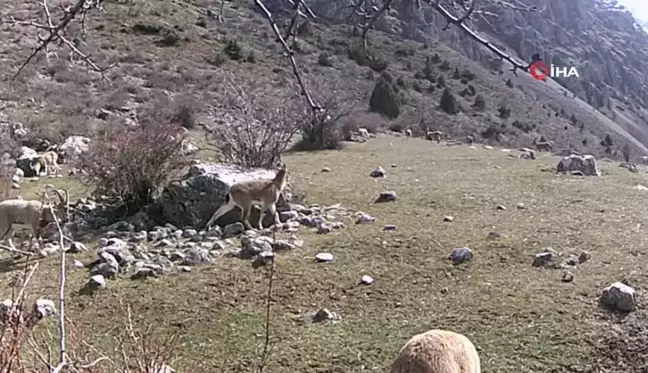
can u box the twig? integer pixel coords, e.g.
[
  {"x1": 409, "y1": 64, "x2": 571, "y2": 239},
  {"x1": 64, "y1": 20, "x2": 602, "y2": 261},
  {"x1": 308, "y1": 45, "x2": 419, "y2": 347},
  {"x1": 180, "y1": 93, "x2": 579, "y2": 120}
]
[
  {"x1": 256, "y1": 230, "x2": 276, "y2": 373},
  {"x1": 10, "y1": 0, "x2": 112, "y2": 82},
  {"x1": 254, "y1": 0, "x2": 321, "y2": 119},
  {"x1": 48, "y1": 203, "x2": 67, "y2": 368}
]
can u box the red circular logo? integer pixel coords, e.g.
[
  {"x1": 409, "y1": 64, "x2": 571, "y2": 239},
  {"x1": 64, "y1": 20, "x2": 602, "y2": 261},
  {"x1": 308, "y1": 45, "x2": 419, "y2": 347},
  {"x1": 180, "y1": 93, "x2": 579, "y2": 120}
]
[{"x1": 529, "y1": 61, "x2": 549, "y2": 80}]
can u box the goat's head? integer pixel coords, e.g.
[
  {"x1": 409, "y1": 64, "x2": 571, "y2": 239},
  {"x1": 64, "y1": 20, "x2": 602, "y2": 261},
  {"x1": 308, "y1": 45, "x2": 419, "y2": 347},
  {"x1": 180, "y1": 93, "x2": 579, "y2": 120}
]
[{"x1": 44, "y1": 187, "x2": 70, "y2": 223}]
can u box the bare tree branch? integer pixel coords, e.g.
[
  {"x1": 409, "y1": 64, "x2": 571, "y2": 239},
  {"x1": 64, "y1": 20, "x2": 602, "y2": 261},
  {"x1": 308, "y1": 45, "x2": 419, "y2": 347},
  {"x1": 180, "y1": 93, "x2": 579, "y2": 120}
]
[
  {"x1": 8, "y1": 0, "x2": 113, "y2": 82},
  {"x1": 255, "y1": 0, "x2": 323, "y2": 123}
]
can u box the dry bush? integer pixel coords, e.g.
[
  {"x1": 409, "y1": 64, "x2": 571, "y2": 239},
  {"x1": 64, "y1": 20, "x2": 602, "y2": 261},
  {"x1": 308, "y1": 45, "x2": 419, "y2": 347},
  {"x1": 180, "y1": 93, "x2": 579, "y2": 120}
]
[
  {"x1": 207, "y1": 77, "x2": 307, "y2": 168},
  {"x1": 296, "y1": 77, "x2": 366, "y2": 151},
  {"x1": 78, "y1": 113, "x2": 191, "y2": 215}
]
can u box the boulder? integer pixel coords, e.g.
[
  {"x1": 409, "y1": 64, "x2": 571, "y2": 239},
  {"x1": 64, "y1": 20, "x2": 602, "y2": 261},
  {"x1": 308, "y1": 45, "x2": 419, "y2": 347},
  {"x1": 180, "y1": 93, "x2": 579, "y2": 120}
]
[
  {"x1": 59, "y1": 136, "x2": 91, "y2": 162},
  {"x1": 556, "y1": 154, "x2": 600, "y2": 176},
  {"x1": 16, "y1": 146, "x2": 39, "y2": 177},
  {"x1": 159, "y1": 163, "x2": 293, "y2": 229}
]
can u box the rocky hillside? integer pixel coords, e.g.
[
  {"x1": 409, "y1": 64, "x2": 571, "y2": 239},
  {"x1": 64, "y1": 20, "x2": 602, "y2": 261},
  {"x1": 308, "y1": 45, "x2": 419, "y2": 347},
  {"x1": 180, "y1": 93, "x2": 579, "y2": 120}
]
[
  {"x1": 309, "y1": 0, "x2": 648, "y2": 151},
  {"x1": 1, "y1": 0, "x2": 648, "y2": 158}
]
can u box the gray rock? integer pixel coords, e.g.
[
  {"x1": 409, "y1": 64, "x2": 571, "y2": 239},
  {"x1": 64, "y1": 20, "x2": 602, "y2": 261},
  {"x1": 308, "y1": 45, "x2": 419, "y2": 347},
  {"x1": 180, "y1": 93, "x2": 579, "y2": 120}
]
[
  {"x1": 159, "y1": 163, "x2": 293, "y2": 228},
  {"x1": 557, "y1": 154, "x2": 600, "y2": 176},
  {"x1": 240, "y1": 235, "x2": 273, "y2": 258},
  {"x1": 375, "y1": 191, "x2": 397, "y2": 203},
  {"x1": 600, "y1": 282, "x2": 636, "y2": 312},
  {"x1": 223, "y1": 222, "x2": 245, "y2": 238},
  {"x1": 449, "y1": 247, "x2": 473, "y2": 264},
  {"x1": 370, "y1": 167, "x2": 386, "y2": 178},
  {"x1": 67, "y1": 241, "x2": 88, "y2": 253},
  {"x1": 86, "y1": 275, "x2": 106, "y2": 289},
  {"x1": 183, "y1": 247, "x2": 212, "y2": 266}
]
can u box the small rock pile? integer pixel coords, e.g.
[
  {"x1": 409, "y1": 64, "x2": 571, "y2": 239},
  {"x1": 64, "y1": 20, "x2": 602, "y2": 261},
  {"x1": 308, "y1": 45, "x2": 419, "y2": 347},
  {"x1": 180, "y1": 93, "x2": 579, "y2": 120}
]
[{"x1": 76, "y1": 202, "x2": 369, "y2": 291}]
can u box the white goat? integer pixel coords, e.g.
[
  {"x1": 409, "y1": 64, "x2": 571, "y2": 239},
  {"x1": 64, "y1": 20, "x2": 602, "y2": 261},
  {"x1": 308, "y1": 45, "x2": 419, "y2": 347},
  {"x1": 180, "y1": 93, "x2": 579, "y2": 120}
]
[
  {"x1": 30, "y1": 151, "x2": 60, "y2": 176},
  {"x1": 405, "y1": 129, "x2": 412, "y2": 137},
  {"x1": 0, "y1": 187, "x2": 69, "y2": 255},
  {"x1": 466, "y1": 135, "x2": 474, "y2": 145},
  {"x1": 390, "y1": 329, "x2": 480, "y2": 373},
  {"x1": 205, "y1": 163, "x2": 289, "y2": 231},
  {"x1": 358, "y1": 128, "x2": 370, "y2": 139}
]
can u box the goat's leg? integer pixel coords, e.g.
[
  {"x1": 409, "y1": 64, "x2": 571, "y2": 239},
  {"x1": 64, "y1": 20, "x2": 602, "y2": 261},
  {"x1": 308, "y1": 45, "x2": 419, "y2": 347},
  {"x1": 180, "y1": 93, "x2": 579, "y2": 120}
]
[
  {"x1": 267, "y1": 203, "x2": 280, "y2": 228},
  {"x1": 239, "y1": 203, "x2": 254, "y2": 230},
  {"x1": 205, "y1": 198, "x2": 235, "y2": 230},
  {"x1": 257, "y1": 205, "x2": 267, "y2": 230}
]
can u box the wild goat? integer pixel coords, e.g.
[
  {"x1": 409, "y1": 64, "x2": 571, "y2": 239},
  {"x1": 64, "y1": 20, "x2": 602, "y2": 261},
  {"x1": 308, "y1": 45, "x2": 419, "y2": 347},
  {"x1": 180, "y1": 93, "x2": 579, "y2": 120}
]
[
  {"x1": 358, "y1": 128, "x2": 370, "y2": 139},
  {"x1": 466, "y1": 135, "x2": 474, "y2": 145},
  {"x1": 426, "y1": 131, "x2": 443, "y2": 143},
  {"x1": 30, "y1": 151, "x2": 60, "y2": 176},
  {"x1": 390, "y1": 329, "x2": 480, "y2": 373},
  {"x1": 532, "y1": 138, "x2": 553, "y2": 152},
  {"x1": 0, "y1": 187, "x2": 69, "y2": 254},
  {"x1": 405, "y1": 129, "x2": 412, "y2": 137},
  {"x1": 205, "y1": 163, "x2": 289, "y2": 231}
]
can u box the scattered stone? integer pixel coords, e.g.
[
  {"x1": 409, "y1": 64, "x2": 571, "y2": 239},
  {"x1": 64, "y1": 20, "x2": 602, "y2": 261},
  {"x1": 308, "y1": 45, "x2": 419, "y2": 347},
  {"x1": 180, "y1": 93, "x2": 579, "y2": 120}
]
[
  {"x1": 516, "y1": 203, "x2": 525, "y2": 209},
  {"x1": 73, "y1": 260, "x2": 84, "y2": 268},
  {"x1": 449, "y1": 247, "x2": 473, "y2": 264},
  {"x1": 251, "y1": 251, "x2": 275, "y2": 268},
  {"x1": 178, "y1": 266, "x2": 192, "y2": 272},
  {"x1": 87, "y1": 275, "x2": 106, "y2": 290},
  {"x1": 487, "y1": 232, "x2": 501, "y2": 239},
  {"x1": 360, "y1": 275, "x2": 374, "y2": 285},
  {"x1": 532, "y1": 250, "x2": 555, "y2": 268},
  {"x1": 561, "y1": 271, "x2": 574, "y2": 282},
  {"x1": 67, "y1": 241, "x2": 88, "y2": 253},
  {"x1": 375, "y1": 191, "x2": 397, "y2": 203},
  {"x1": 578, "y1": 251, "x2": 591, "y2": 264},
  {"x1": 496, "y1": 204, "x2": 506, "y2": 210},
  {"x1": 32, "y1": 299, "x2": 56, "y2": 321},
  {"x1": 370, "y1": 167, "x2": 386, "y2": 178},
  {"x1": 383, "y1": 224, "x2": 397, "y2": 231},
  {"x1": 315, "y1": 252, "x2": 334, "y2": 263},
  {"x1": 222, "y1": 222, "x2": 245, "y2": 238},
  {"x1": 600, "y1": 282, "x2": 636, "y2": 312},
  {"x1": 356, "y1": 213, "x2": 376, "y2": 224},
  {"x1": 312, "y1": 308, "x2": 340, "y2": 322},
  {"x1": 443, "y1": 215, "x2": 454, "y2": 222},
  {"x1": 321, "y1": 167, "x2": 331, "y2": 172}
]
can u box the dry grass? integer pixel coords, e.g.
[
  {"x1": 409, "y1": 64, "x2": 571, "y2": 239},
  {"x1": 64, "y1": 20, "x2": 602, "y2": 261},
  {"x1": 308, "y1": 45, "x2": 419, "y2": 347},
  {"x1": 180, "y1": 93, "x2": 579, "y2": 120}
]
[{"x1": 1, "y1": 137, "x2": 647, "y2": 371}]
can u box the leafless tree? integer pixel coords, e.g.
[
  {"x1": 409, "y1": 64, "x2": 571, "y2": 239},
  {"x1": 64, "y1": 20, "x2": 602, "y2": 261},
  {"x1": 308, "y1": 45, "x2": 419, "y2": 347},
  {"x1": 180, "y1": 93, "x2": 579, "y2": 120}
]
[{"x1": 205, "y1": 75, "x2": 308, "y2": 168}]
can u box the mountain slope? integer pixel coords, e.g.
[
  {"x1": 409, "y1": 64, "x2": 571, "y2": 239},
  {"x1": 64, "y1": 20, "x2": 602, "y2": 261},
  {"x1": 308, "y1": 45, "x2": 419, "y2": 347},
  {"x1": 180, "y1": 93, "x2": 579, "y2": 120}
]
[{"x1": 0, "y1": 0, "x2": 646, "y2": 159}]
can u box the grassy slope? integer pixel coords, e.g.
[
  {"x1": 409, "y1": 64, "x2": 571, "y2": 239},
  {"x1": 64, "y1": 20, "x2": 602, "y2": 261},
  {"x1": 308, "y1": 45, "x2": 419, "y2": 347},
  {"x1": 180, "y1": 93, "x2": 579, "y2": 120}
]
[{"x1": 3, "y1": 136, "x2": 648, "y2": 372}]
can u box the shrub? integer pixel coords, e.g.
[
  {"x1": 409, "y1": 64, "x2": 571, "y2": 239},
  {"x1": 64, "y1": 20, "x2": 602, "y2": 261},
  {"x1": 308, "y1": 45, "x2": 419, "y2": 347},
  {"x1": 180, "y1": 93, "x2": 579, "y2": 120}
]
[
  {"x1": 224, "y1": 40, "x2": 243, "y2": 60},
  {"x1": 440, "y1": 88, "x2": 458, "y2": 114},
  {"x1": 318, "y1": 52, "x2": 334, "y2": 67},
  {"x1": 211, "y1": 81, "x2": 305, "y2": 165},
  {"x1": 79, "y1": 117, "x2": 190, "y2": 215},
  {"x1": 369, "y1": 73, "x2": 401, "y2": 119}
]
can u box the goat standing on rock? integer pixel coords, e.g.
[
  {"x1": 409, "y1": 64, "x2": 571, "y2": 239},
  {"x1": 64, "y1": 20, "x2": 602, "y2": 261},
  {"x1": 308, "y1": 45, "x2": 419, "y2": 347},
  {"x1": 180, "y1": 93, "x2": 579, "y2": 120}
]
[
  {"x1": 390, "y1": 329, "x2": 480, "y2": 373},
  {"x1": 0, "y1": 186, "x2": 69, "y2": 256},
  {"x1": 205, "y1": 163, "x2": 289, "y2": 231}
]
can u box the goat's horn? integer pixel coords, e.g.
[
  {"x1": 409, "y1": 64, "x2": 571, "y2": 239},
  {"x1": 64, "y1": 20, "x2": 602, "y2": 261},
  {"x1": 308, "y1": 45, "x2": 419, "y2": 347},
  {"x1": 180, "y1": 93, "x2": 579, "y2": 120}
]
[
  {"x1": 60, "y1": 188, "x2": 69, "y2": 205},
  {"x1": 52, "y1": 189, "x2": 65, "y2": 205}
]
